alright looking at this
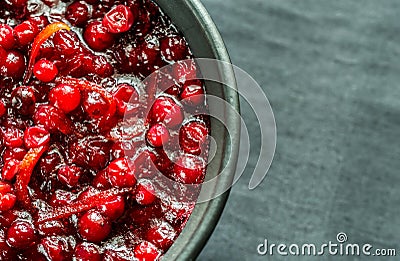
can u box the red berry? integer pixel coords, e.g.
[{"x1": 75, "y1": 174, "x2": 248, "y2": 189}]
[
  {"x1": 160, "y1": 35, "x2": 188, "y2": 62},
  {"x1": 2, "y1": 159, "x2": 20, "y2": 181},
  {"x1": 173, "y1": 60, "x2": 197, "y2": 84},
  {"x1": 53, "y1": 30, "x2": 83, "y2": 57},
  {"x1": 145, "y1": 222, "x2": 176, "y2": 250},
  {"x1": 40, "y1": 236, "x2": 71, "y2": 261},
  {"x1": 78, "y1": 210, "x2": 111, "y2": 243},
  {"x1": 82, "y1": 91, "x2": 110, "y2": 119},
  {"x1": 66, "y1": 1, "x2": 91, "y2": 27},
  {"x1": 107, "y1": 158, "x2": 136, "y2": 188},
  {"x1": 33, "y1": 59, "x2": 58, "y2": 82},
  {"x1": 180, "y1": 80, "x2": 205, "y2": 106},
  {"x1": 3, "y1": 147, "x2": 27, "y2": 161},
  {"x1": 49, "y1": 84, "x2": 81, "y2": 113},
  {"x1": 0, "y1": 101, "x2": 6, "y2": 117},
  {"x1": 149, "y1": 96, "x2": 183, "y2": 128},
  {"x1": 134, "y1": 241, "x2": 160, "y2": 261},
  {"x1": 74, "y1": 243, "x2": 101, "y2": 261},
  {"x1": 146, "y1": 123, "x2": 169, "y2": 148},
  {"x1": 0, "y1": 24, "x2": 16, "y2": 50},
  {"x1": 97, "y1": 195, "x2": 125, "y2": 220},
  {"x1": 179, "y1": 121, "x2": 208, "y2": 155},
  {"x1": 172, "y1": 154, "x2": 205, "y2": 184},
  {"x1": 135, "y1": 180, "x2": 156, "y2": 205},
  {"x1": 24, "y1": 126, "x2": 50, "y2": 148},
  {"x1": 1, "y1": 50, "x2": 26, "y2": 79},
  {"x1": 29, "y1": 16, "x2": 49, "y2": 30},
  {"x1": 0, "y1": 191, "x2": 16, "y2": 212},
  {"x1": 2, "y1": 128, "x2": 24, "y2": 148},
  {"x1": 84, "y1": 21, "x2": 115, "y2": 52},
  {"x1": 13, "y1": 20, "x2": 39, "y2": 46},
  {"x1": 57, "y1": 165, "x2": 82, "y2": 187},
  {"x1": 6, "y1": 221, "x2": 36, "y2": 249},
  {"x1": 11, "y1": 86, "x2": 36, "y2": 116},
  {"x1": 113, "y1": 83, "x2": 139, "y2": 115},
  {"x1": 103, "y1": 5, "x2": 135, "y2": 33},
  {"x1": 33, "y1": 105, "x2": 72, "y2": 134}
]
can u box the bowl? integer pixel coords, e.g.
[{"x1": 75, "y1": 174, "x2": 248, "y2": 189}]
[{"x1": 155, "y1": 0, "x2": 241, "y2": 259}]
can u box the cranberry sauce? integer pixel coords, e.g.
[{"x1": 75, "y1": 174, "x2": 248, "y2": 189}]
[{"x1": 0, "y1": 0, "x2": 210, "y2": 260}]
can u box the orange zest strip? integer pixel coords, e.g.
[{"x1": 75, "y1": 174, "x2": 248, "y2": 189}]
[
  {"x1": 23, "y1": 22, "x2": 71, "y2": 84},
  {"x1": 37, "y1": 187, "x2": 131, "y2": 223},
  {"x1": 56, "y1": 77, "x2": 117, "y2": 117},
  {"x1": 15, "y1": 145, "x2": 48, "y2": 208}
]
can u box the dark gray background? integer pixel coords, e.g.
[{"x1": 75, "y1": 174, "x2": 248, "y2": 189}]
[{"x1": 197, "y1": 0, "x2": 400, "y2": 260}]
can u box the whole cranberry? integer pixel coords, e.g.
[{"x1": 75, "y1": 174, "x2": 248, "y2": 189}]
[
  {"x1": 1, "y1": 51, "x2": 26, "y2": 80},
  {"x1": 57, "y1": 165, "x2": 82, "y2": 187},
  {"x1": 13, "y1": 20, "x2": 39, "y2": 46},
  {"x1": 135, "y1": 180, "x2": 156, "y2": 205},
  {"x1": 11, "y1": 86, "x2": 36, "y2": 116},
  {"x1": 74, "y1": 243, "x2": 101, "y2": 261},
  {"x1": 145, "y1": 222, "x2": 176, "y2": 250},
  {"x1": 0, "y1": 24, "x2": 15, "y2": 50},
  {"x1": 97, "y1": 195, "x2": 125, "y2": 220},
  {"x1": 107, "y1": 158, "x2": 136, "y2": 188},
  {"x1": 6, "y1": 221, "x2": 36, "y2": 249},
  {"x1": 49, "y1": 84, "x2": 81, "y2": 113},
  {"x1": 66, "y1": 1, "x2": 91, "y2": 27},
  {"x1": 24, "y1": 126, "x2": 50, "y2": 148},
  {"x1": 83, "y1": 21, "x2": 115, "y2": 52},
  {"x1": 0, "y1": 182, "x2": 16, "y2": 212},
  {"x1": 149, "y1": 96, "x2": 184, "y2": 128},
  {"x1": 180, "y1": 80, "x2": 205, "y2": 106},
  {"x1": 179, "y1": 121, "x2": 208, "y2": 155},
  {"x1": 33, "y1": 59, "x2": 58, "y2": 83},
  {"x1": 160, "y1": 35, "x2": 188, "y2": 62},
  {"x1": 134, "y1": 241, "x2": 160, "y2": 261},
  {"x1": 103, "y1": 5, "x2": 135, "y2": 33},
  {"x1": 82, "y1": 91, "x2": 110, "y2": 118},
  {"x1": 78, "y1": 210, "x2": 111, "y2": 243},
  {"x1": 172, "y1": 154, "x2": 205, "y2": 184},
  {"x1": 146, "y1": 123, "x2": 169, "y2": 148},
  {"x1": 2, "y1": 159, "x2": 20, "y2": 181}
]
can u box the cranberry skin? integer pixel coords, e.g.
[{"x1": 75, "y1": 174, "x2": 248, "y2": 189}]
[
  {"x1": 82, "y1": 91, "x2": 110, "y2": 119},
  {"x1": 33, "y1": 59, "x2": 58, "y2": 82},
  {"x1": 180, "y1": 80, "x2": 205, "y2": 106},
  {"x1": 69, "y1": 136, "x2": 112, "y2": 170},
  {"x1": 57, "y1": 165, "x2": 82, "y2": 187},
  {"x1": 103, "y1": 5, "x2": 135, "y2": 33},
  {"x1": 146, "y1": 123, "x2": 169, "y2": 148},
  {"x1": 49, "y1": 84, "x2": 81, "y2": 113},
  {"x1": 13, "y1": 20, "x2": 39, "y2": 46},
  {"x1": 145, "y1": 222, "x2": 176, "y2": 250},
  {"x1": 74, "y1": 243, "x2": 101, "y2": 261},
  {"x1": 134, "y1": 241, "x2": 160, "y2": 261},
  {"x1": 85, "y1": 55, "x2": 114, "y2": 77},
  {"x1": 160, "y1": 35, "x2": 188, "y2": 62},
  {"x1": 78, "y1": 210, "x2": 111, "y2": 243},
  {"x1": 172, "y1": 154, "x2": 205, "y2": 184},
  {"x1": 83, "y1": 21, "x2": 115, "y2": 52},
  {"x1": 2, "y1": 159, "x2": 20, "y2": 181},
  {"x1": 50, "y1": 190, "x2": 76, "y2": 206},
  {"x1": 0, "y1": 24, "x2": 15, "y2": 50},
  {"x1": 2, "y1": 128, "x2": 24, "y2": 148},
  {"x1": 107, "y1": 158, "x2": 136, "y2": 188},
  {"x1": 149, "y1": 96, "x2": 184, "y2": 128},
  {"x1": 98, "y1": 195, "x2": 125, "y2": 220},
  {"x1": 3, "y1": 147, "x2": 26, "y2": 161},
  {"x1": 41, "y1": 236, "x2": 71, "y2": 261},
  {"x1": 33, "y1": 105, "x2": 71, "y2": 134},
  {"x1": 179, "y1": 121, "x2": 208, "y2": 155},
  {"x1": 1, "y1": 51, "x2": 26, "y2": 80},
  {"x1": 24, "y1": 126, "x2": 50, "y2": 148},
  {"x1": 135, "y1": 181, "x2": 156, "y2": 205},
  {"x1": 0, "y1": 101, "x2": 6, "y2": 117},
  {"x1": 113, "y1": 83, "x2": 139, "y2": 115},
  {"x1": 53, "y1": 31, "x2": 83, "y2": 57},
  {"x1": 0, "y1": 192, "x2": 16, "y2": 212},
  {"x1": 66, "y1": 1, "x2": 91, "y2": 27},
  {"x1": 11, "y1": 86, "x2": 36, "y2": 116},
  {"x1": 6, "y1": 221, "x2": 36, "y2": 249}
]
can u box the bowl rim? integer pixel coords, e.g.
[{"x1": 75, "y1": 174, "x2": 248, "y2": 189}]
[{"x1": 158, "y1": 0, "x2": 241, "y2": 259}]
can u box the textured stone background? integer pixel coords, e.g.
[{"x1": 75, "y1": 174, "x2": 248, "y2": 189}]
[{"x1": 197, "y1": 0, "x2": 400, "y2": 260}]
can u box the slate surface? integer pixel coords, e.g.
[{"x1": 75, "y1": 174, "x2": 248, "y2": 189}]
[{"x1": 197, "y1": 0, "x2": 400, "y2": 260}]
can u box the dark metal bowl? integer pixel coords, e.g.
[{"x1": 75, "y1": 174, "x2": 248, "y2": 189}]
[{"x1": 154, "y1": 0, "x2": 240, "y2": 260}]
